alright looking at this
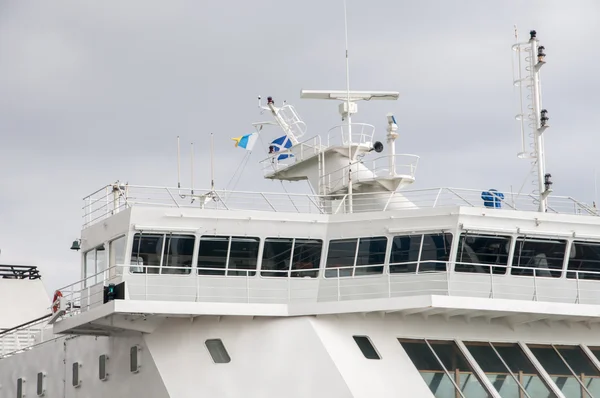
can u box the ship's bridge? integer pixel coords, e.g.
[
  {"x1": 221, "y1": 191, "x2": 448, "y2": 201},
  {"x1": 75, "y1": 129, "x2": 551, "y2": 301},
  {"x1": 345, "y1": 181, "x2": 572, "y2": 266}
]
[{"x1": 39, "y1": 183, "x2": 600, "y2": 336}]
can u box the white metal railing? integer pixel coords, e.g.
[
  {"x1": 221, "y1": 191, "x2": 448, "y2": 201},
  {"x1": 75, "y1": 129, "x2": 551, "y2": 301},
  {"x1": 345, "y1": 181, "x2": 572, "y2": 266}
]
[
  {"x1": 369, "y1": 154, "x2": 420, "y2": 178},
  {"x1": 260, "y1": 135, "x2": 325, "y2": 176},
  {"x1": 321, "y1": 154, "x2": 420, "y2": 194},
  {"x1": 327, "y1": 123, "x2": 375, "y2": 147},
  {"x1": 82, "y1": 185, "x2": 600, "y2": 228},
  {"x1": 0, "y1": 315, "x2": 53, "y2": 358},
  {"x1": 50, "y1": 262, "x2": 600, "y2": 323}
]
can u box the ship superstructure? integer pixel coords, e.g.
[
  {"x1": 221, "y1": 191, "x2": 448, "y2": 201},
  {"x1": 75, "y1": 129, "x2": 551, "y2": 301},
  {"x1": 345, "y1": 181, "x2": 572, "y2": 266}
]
[{"x1": 2, "y1": 29, "x2": 600, "y2": 398}]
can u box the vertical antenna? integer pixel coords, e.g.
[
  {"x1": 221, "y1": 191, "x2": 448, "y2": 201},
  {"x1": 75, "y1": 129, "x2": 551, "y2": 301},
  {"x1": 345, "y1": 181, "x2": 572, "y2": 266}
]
[
  {"x1": 177, "y1": 136, "x2": 181, "y2": 190},
  {"x1": 343, "y1": 0, "x2": 353, "y2": 213},
  {"x1": 595, "y1": 168, "x2": 597, "y2": 210},
  {"x1": 191, "y1": 142, "x2": 195, "y2": 196},
  {"x1": 513, "y1": 25, "x2": 527, "y2": 158},
  {"x1": 512, "y1": 29, "x2": 550, "y2": 212},
  {"x1": 210, "y1": 133, "x2": 215, "y2": 191}
]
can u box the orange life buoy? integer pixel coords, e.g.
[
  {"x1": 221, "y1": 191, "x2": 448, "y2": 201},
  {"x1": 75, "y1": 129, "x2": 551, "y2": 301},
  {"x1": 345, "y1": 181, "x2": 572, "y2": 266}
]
[{"x1": 52, "y1": 290, "x2": 63, "y2": 313}]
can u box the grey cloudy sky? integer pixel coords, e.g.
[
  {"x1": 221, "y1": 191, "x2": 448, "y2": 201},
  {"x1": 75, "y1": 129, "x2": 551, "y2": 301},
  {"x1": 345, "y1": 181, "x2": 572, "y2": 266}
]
[{"x1": 1, "y1": 0, "x2": 599, "y2": 293}]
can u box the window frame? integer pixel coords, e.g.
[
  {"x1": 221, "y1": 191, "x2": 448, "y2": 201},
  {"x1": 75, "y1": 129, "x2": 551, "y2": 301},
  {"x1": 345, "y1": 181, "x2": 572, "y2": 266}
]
[
  {"x1": 455, "y1": 232, "x2": 512, "y2": 275},
  {"x1": 510, "y1": 236, "x2": 567, "y2": 278},
  {"x1": 84, "y1": 245, "x2": 107, "y2": 286},
  {"x1": 197, "y1": 235, "x2": 260, "y2": 277},
  {"x1": 325, "y1": 236, "x2": 388, "y2": 278},
  {"x1": 388, "y1": 232, "x2": 454, "y2": 275},
  {"x1": 566, "y1": 240, "x2": 600, "y2": 280},
  {"x1": 260, "y1": 237, "x2": 322, "y2": 278},
  {"x1": 130, "y1": 232, "x2": 195, "y2": 276}
]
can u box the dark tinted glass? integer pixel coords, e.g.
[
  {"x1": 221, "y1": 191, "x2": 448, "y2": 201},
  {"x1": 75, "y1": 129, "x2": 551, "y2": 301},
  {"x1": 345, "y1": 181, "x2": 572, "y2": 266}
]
[
  {"x1": 227, "y1": 237, "x2": 259, "y2": 276},
  {"x1": 511, "y1": 238, "x2": 565, "y2": 277},
  {"x1": 261, "y1": 238, "x2": 293, "y2": 277},
  {"x1": 198, "y1": 236, "x2": 229, "y2": 275},
  {"x1": 567, "y1": 241, "x2": 600, "y2": 280},
  {"x1": 389, "y1": 235, "x2": 421, "y2": 273},
  {"x1": 455, "y1": 234, "x2": 511, "y2": 274},
  {"x1": 353, "y1": 336, "x2": 380, "y2": 360},
  {"x1": 355, "y1": 237, "x2": 386, "y2": 275},
  {"x1": 326, "y1": 239, "x2": 357, "y2": 277}
]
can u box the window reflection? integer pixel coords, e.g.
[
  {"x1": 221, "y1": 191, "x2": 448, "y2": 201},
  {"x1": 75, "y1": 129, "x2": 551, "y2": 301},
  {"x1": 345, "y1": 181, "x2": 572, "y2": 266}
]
[
  {"x1": 511, "y1": 238, "x2": 566, "y2": 278},
  {"x1": 465, "y1": 342, "x2": 555, "y2": 398},
  {"x1": 528, "y1": 345, "x2": 595, "y2": 398},
  {"x1": 567, "y1": 241, "x2": 600, "y2": 280},
  {"x1": 399, "y1": 339, "x2": 491, "y2": 397},
  {"x1": 455, "y1": 234, "x2": 511, "y2": 275},
  {"x1": 389, "y1": 233, "x2": 452, "y2": 274}
]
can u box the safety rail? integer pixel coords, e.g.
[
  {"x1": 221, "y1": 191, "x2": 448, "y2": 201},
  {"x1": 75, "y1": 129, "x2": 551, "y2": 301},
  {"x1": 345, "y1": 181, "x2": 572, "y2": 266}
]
[
  {"x1": 52, "y1": 262, "x2": 600, "y2": 323},
  {"x1": 260, "y1": 135, "x2": 325, "y2": 176},
  {"x1": 321, "y1": 154, "x2": 420, "y2": 194},
  {"x1": 0, "y1": 264, "x2": 41, "y2": 280},
  {"x1": 369, "y1": 154, "x2": 420, "y2": 178},
  {"x1": 0, "y1": 314, "x2": 52, "y2": 358},
  {"x1": 82, "y1": 185, "x2": 599, "y2": 228},
  {"x1": 327, "y1": 123, "x2": 375, "y2": 147}
]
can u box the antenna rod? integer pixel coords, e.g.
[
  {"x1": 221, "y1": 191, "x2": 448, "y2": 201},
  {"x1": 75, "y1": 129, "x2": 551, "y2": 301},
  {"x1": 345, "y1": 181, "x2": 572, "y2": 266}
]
[
  {"x1": 191, "y1": 142, "x2": 194, "y2": 195},
  {"x1": 177, "y1": 136, "x2": 181, "y2": 190},
  {"x1": 343, "y1": 0, "x2": 353, "y2": 213},
  {"x1": 210, "y1": 133, "x2": 215, "y2": 191}
]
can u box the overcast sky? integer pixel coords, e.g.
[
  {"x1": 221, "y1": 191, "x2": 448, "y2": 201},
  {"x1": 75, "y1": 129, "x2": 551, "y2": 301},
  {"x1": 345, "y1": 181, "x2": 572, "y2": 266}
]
[{"x1": 1, "y1": 1, "x2": 599, "y2": 293}]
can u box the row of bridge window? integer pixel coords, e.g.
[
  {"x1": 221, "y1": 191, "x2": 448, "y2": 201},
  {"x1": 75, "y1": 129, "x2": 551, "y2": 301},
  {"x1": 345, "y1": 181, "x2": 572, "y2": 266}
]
[{"x1": 122, "y1": 232, "x2": 600, "y2": 279}]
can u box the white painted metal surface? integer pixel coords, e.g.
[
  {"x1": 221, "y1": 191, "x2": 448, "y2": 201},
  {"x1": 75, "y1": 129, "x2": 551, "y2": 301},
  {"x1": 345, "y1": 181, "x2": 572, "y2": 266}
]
[{"x1": 5, "y1": 24, "x2": 600, "y2": 398}]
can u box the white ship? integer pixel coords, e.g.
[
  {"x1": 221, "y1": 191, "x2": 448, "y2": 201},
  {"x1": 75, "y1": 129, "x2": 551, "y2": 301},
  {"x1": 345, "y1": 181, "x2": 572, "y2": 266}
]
[{"x1": 2, "y1": 25, "x2": 600, "y2": 398}]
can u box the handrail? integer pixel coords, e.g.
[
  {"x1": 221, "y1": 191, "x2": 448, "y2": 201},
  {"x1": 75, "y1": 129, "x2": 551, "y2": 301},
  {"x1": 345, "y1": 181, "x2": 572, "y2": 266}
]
[
  {"x1": 0, "y1": 313, "x2": 51, "y2": 337},
  {"x1": 81, "y1": 184, "x2": 600, "y2": 228},
  {"x1": 0, "y1": 264, "x2": 41, "y2": 280}
]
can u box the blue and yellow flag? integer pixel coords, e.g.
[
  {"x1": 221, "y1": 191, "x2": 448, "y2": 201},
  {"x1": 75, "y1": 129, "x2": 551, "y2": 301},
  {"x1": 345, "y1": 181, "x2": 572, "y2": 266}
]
[{"x1": 231, "y1": 133, "x2": 258, "y2": 151}]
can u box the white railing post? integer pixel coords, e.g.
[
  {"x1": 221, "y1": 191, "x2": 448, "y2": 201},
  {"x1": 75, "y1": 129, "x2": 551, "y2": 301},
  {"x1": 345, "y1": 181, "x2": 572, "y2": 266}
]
[
  {"x1": 445, "y1": 262, "x2": 450, "y2": 296},
  {"x1": 433, "y1": 188, "x2": 442, "y2": 208},
  {"x1": 533, "y1": 270, "x2": 538, "y2": 301},
  {"x1": 337, "y1": 268, "x2": 341, "y2": 301},
  {"x1": 489, "y1": 265, "x2": 494, "y2": 299},
  {"x1": 576, "y1": 271, "x2": 580, "y2": 304},
  {"x1": 246, "y1": 272, "x2": 250, "y2": 303},
  {"x1": 387, "y1": 271, "x2": 391, "y2": 298}
]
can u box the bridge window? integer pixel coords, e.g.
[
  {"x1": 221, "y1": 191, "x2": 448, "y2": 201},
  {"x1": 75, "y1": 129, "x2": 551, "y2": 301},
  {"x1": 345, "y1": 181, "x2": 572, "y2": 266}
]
[
  {"x1": 399, "y1": 339, "x2": 491, "y2": 397},
  {"x1": 109, "y1": 235, "x2": 126, "y2": 267},
  {"x1": 131, "y1": 233, "x2": 194, "y2": 275},
  {"x1": 198, "y1": 236, "x2": 259, "y2": 276},
  {"x1": 511, "y1": 237, "x2": 566, "y2": 278},
  {"x1": 567, "y1": 241, "x2": 600, "y2": 280},
  {"x1": 389, "y1": 233, "x2": 452, "y2": 274},
  {"x1": 325, "y1": 237, "x2": 386, "y2": 277},
  {"x1": 261, "y1": 238, "x2": 321, "y2": 278},
  {"x1": 455, "y1": 234, "x2": 511, "y2": 274},
  {"x1": 84, "y1": 245, "x2": 107, "y2": 286}
]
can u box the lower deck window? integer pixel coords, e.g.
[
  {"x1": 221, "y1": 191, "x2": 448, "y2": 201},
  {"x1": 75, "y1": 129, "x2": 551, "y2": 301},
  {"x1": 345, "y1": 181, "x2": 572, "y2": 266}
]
[
  {"x1": 353, "y1": 336, "x2": 381, "y2": 359},
  {"x1": 399, "y1": 339, "x2": 490, "y2": 396},
  {"x1": 205, "y1": 339, "x2": 231, "y2": 363}
]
